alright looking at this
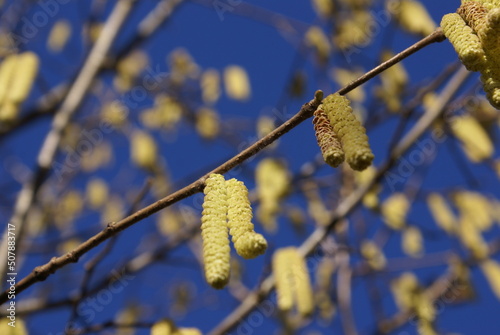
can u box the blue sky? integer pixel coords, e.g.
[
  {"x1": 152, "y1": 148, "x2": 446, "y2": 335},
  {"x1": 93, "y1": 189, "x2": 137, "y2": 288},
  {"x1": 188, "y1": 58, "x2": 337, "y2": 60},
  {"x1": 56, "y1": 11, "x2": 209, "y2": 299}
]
[{"x1": 1, "y1": 0, "x2": 500, "y2": 334}]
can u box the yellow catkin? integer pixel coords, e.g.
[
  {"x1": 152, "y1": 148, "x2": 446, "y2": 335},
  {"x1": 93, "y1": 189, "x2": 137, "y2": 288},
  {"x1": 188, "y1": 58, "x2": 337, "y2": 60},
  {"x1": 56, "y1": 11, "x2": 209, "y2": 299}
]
[
  {"x1": 354, "y1": 166, "x2": 380, "y2": 209},
  {"x1": 226, "y1": 178, "x2": 268, "y2": 259},
  {"x1": 322, "y1": 93, "x2": 374, "y2": 171},
  {"x1": 201, "y1": 68, "x2": 220, "y2": 104},
  {"x1": 177, "y1": 328, "x2": 203, "y2": 335},
  {"x1": 9, "y1": 51, "x2": 39, "y2": 104},
  {"x1": 151, "y1": 320, "x2": 176, "y2": 335},
  {"x1": 48, "y1": 19, "x2": 71, "y2": 52},
  {"x1": 86, "y1": 178, "x2": 109, "y2": 210},
  {"x1": 415, "y1": 292, "x2": 436, "y2": 323},
  {"x1": 224, "y1": 65, "x2": 251, "y2": 101},
  {"x1": 0, "y1": 54, "x2": 17, "y2": 105},
  {"x1": 305, "y1": 26, "x2": 331, "y2": 64},
  {"x1": 335, "y1": 11, "x2": 373, "y2": 50},
  {"x1": 402, "y1": 225, "x2": 424, "y2": 257},
  {"x1": 477, "y1": 8, "x2": 500, "y2": 57},
  {"x1": 312, "y1": 105, "x2": 345, "y2": 167},
  {"x1": 257, "y1": 115, "x2": 278, "y2": 149},
  {"x1": 273, "y1": 248, "x2": 295, "y2": 311},
  {"x1": 481, "y1": 71, "x2": 500, "y2": 108},
  {"x1": 289, "y1": 248, "x2": 314, "y2": 316},
  {"x1": 130, "y1": 130, "x2": 158, "y2": 170},
  {"x1": 101, "y1": 101, "x2": 128, "y2": 127},
  {"x1": 196, "y1": 107, "x2": 220, "y2": 139},
  {"x1": 311, "y1": 0, "x2": 335, "y2": 18},
  {"x1": 255, "y1": 158, "x2": 290, "y2": 231},
  {"x1": 480, "y1": 259, "x2": 500, "y2": 299},
  {"x1": 157, "y1": 208, "x2": 182, "y2": 236},
  {"x1": 394, "y1": 0, "x2": 436, "y2": 36},
  {"x1": 273, "y1": 247, "x2": 314, "y2": 316},
  {"x1": 115, "y1": 51, "x2": 148, "y2": 92},
  {"x1": 380, "y1": 50, "x2": 408, "y2": 97},
  {"x1": 450, "y1": 114, "x2": 493, "y2": 162},
  {"x1": 201, "y1": 174, "x2": 231, "y2": 289},
  {"x1": 427, "y1": 193, "x2": 456, "y2": 233},
  {"x1": 440, "y1": 13, "x2": 486, "y2": 72},
  {"x1": 454, "y1": 191, "x2": 493, "y2": 231},
  {"x1": 381, "y1": 193, "x2": 409, "y2": 230},
  {"x1": 391, "y1": 272, "x2": 419, "y2": 311},
  {"x1": 361, "y1": 240, "x2": 387, "y2": 270},
  {"x1": 332, "y1": 67, "x2": 366, "y2": 102},
  {"x1": 0, "y1": 317, "x2": 27, "y2": 335},
  {"x1": 457, "y1": 215, "x2": 489, "y2": 259},
  {"x1": 462, "y1": 0, "x2": 500, "y2": 11},
  {"x1": 457, "y1": 1, "x2": 488, "y2": 34},
  {"x1": 168, "y1": 48, "x2": 200, "y2": 85}
]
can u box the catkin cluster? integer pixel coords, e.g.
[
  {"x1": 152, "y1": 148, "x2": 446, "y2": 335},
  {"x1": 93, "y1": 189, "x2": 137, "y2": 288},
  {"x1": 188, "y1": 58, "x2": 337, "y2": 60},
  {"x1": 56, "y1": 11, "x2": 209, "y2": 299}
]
[
  {"x1": 201, "y1": 174, "x2": 268, "y2": 289},
  {"x1": 0, "y1": 52, "x2": 39, "y2": 122},
  {"x1": 317, "y1": 93, "x2": 374, "y2": 171},
  {"x1": 273, "y1": 247, "x2": 314, "y2": 316},
  {"x1": 441, "y1": 1, "x2": 500, "y2": 108}
]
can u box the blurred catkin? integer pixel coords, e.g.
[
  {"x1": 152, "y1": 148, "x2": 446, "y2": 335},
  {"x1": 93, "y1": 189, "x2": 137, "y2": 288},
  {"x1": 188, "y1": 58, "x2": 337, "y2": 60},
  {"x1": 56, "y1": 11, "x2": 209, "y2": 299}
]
[
  {"x1": 273, "y1": 248, "x2": 295, "y2": 311},
  {"x1": 381, "y1": 193, "x2": 409, "y2": 230},
  {"x1": 255, "y1": 158, "x2": 289, "y2": 231},
  {"x1": 272, "y1": 247, "x2": 314, "y2": 316},
  {"x1": 427, "y1": 193, "x2": 456, "y2": 233}
]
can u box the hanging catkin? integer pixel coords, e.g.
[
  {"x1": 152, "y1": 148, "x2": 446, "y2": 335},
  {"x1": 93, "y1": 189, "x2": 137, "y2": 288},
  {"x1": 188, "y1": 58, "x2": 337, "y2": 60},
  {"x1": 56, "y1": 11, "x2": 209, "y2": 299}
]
[
  {"x1": 226, "y1": 178, "x2": 268, "y2": 259},
  {"x1": 441, "y1": 13, "x2": 486, "y2": 71},
  {"x1": 312, "y1": 105, "x2": 345, "y2": 167},
  {"x1": 457, "y1": 1, "x2": 488, "y2": 33},
  {"x1": 201, "y1": 174, "x2": 231, "y2": 289},
  {"x1": 322, "y1": 93, "x2": 374, "y2": 171}
]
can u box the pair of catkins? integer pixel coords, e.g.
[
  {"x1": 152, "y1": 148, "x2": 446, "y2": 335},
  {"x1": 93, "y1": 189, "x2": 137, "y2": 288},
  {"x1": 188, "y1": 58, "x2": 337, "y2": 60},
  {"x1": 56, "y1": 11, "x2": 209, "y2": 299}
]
[
  {"x1": 441, "y1": 0, "x2": 500, "y2": 109},
  {"x1": 201, "y1": 173, "x2": 267, "y2": 289},
  {"x1": 313, "y1": 93, "x2": 374, "y2": 171}
]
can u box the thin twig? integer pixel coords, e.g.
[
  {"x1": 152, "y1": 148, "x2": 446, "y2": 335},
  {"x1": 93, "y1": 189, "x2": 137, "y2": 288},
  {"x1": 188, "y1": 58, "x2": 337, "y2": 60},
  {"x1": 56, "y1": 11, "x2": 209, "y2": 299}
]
[{"x1": 0, "y1": 28, "x2": 446, "y2": 305}]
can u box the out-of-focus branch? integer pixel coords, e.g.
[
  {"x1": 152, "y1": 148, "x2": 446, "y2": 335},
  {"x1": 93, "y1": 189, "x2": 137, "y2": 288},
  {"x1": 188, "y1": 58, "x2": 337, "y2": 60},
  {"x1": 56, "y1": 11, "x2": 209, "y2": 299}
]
[
  {"x1": 0, "y1": 27, "x2": 446, "y2": 305},
  {"x1": 0, "y1": 0, "x2": 138, "y2": 285}
]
